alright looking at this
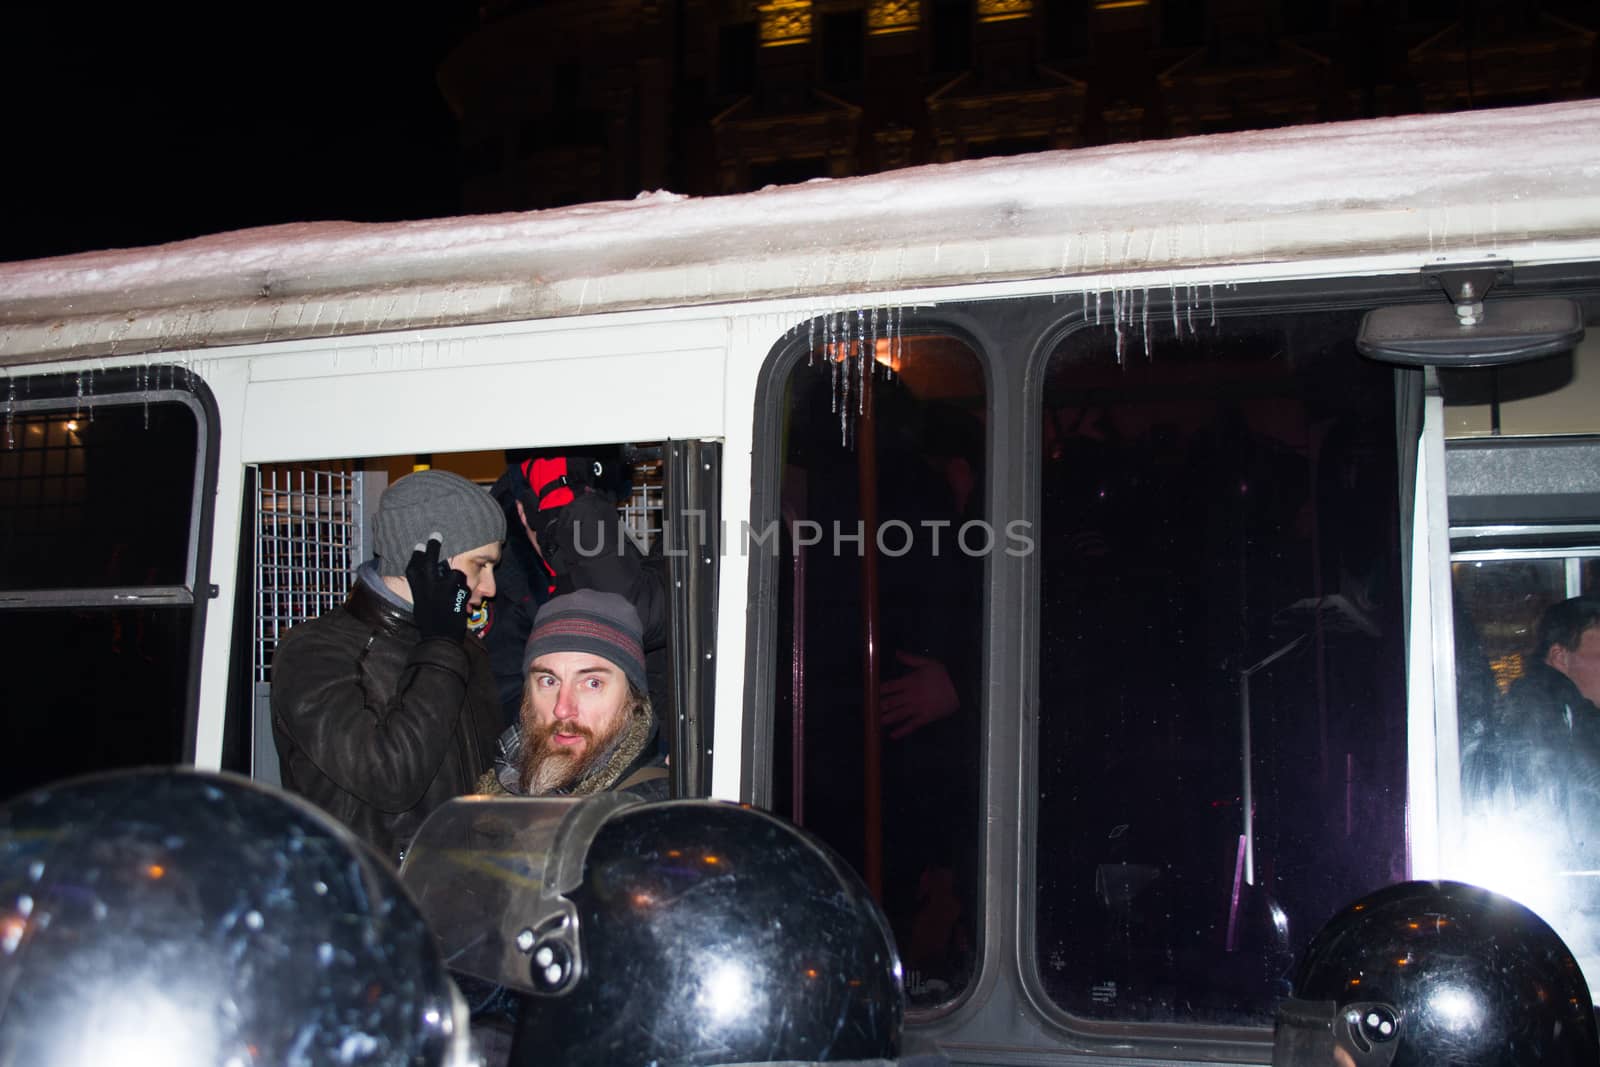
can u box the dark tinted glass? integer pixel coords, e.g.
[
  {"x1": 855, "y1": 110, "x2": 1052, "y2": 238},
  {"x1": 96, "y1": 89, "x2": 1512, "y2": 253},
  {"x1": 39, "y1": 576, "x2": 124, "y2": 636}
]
[
  {"x1": 0, "y1": 401, "x2": 197, "y2": 589},
  {"x1": 773, "y1": 331, "x2": 985, "y2": 1009},
  {"x1": 0, "y1": 606, "x2": 193, "y2": 799},
  {"x1": 1035, "y1": 308, "x2": 1408, "y2": 1026}
]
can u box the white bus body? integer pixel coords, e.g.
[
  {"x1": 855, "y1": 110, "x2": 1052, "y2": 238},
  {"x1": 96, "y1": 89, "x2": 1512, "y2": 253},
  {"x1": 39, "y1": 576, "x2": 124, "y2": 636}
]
[{"x1": 3, "y1": 99, "x2": 1599, "y2": 1064}]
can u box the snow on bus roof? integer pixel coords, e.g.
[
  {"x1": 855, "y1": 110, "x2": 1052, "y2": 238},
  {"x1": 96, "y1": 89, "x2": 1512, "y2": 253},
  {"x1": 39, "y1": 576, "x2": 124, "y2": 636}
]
[{"x1": 1, "y1": 100, "x2": 1598, "y2": 365}]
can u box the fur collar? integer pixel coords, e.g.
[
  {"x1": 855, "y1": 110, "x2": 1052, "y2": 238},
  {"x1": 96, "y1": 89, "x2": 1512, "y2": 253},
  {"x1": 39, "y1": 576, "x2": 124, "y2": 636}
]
[{"x1": 479, "y1": 708, "x2": 657, "y2": 797}]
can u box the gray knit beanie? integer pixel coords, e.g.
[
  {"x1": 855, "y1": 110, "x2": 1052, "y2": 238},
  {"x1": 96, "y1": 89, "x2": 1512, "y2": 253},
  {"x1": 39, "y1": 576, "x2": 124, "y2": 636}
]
[
  {"x1": 372, "y1": 470, "x2": 507, "y2": 577},
  {"x1": 523, "y1": 590, "x2": 647, "y2": 694}
]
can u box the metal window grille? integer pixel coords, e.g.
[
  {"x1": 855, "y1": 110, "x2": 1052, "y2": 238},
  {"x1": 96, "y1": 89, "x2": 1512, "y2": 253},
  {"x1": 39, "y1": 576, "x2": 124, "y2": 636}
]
[
  {"x1": 621, "y1": 456, "x2": 665, "y2": 553},
  {"x1": 254, "y1": 464, "x2": 366, "y2": 684},
  {"x1": 0, "y1": 413, "x2": 87, "y2": 562}
]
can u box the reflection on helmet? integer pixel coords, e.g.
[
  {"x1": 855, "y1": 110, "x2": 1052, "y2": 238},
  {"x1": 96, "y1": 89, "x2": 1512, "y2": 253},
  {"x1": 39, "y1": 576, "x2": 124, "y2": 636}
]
[
  {"x1": 517, "y1": 800, "x2": 903, "y2": 1066},
  {"x1": 0, "y1": 768, "x2": 479, "y2": 1067},
  {"x1": 1272, "y1": 880, "x2": 1598, "y2": 1067}
]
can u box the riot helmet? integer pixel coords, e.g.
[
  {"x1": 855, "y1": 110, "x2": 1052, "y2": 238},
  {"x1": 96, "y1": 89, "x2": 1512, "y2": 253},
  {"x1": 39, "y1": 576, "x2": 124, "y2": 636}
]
[
  {"x1": 401, "y1": 794, "x2": 905, "y2": 1066},
  {"x1": 1272, "y1": 879, "x2": 1597, "y2": 1067},
  {"x1": 0, "y1": 767, "x2": 479, "y2": 1067}
]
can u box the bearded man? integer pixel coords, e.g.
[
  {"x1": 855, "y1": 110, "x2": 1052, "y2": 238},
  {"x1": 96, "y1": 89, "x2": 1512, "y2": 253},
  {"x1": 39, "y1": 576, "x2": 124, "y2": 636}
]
[{"x1": 479, "y1": 589, "x2": 669, "y2": 800}]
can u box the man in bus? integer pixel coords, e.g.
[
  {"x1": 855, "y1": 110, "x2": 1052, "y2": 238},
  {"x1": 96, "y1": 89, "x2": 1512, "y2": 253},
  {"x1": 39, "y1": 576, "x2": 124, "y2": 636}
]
[
  {"x1": 1504, "y1": 601, "x2": 1593, "y2": 735},
  {"x1": 1506, "y1": 596, "x2": 1600, "y2": 736},
  {"x1": 477, "y1": 589, "x2": 669, "y2": 800},
  {"x1": 483, "y1": 453, "x2": 669, "y2": 726},
  {"x1": 1488, "y1": 596, "x2": 1600, "y2": 858},
  {"x1": 270, "y1": 469, "x2": 506, "y2": 866}
]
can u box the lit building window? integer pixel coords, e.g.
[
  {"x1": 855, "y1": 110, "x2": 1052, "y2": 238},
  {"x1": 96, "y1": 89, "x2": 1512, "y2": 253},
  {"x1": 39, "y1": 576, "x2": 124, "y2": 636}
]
[
  {"x1": 977, "y1": 0, "x2": 1032, "y2": 22},
  {"x1": 868, "y1": 0, "x2": 920, "y2": 35},
  {"x1": 759, "y1": 0, "x2": 813, "y2": 46}
]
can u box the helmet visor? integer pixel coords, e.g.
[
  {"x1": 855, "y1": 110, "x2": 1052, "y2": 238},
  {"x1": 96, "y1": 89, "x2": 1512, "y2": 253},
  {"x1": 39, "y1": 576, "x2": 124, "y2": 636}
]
[{"x1": 399, "y1": 793, "x2": 641, "y2": 995}]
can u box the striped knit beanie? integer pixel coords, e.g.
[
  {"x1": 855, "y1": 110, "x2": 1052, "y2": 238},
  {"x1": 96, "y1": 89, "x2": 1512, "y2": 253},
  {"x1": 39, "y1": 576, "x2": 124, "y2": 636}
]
[{"x1": 523, "y1": 590, "x2": 647, "y2": 693}]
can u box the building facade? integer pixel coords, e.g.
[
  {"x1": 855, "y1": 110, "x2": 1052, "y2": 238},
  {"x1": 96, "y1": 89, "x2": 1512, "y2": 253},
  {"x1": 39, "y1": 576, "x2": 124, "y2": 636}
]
[{"x1": 437, "y1": 0, "x2": 1598, "y2": 209}]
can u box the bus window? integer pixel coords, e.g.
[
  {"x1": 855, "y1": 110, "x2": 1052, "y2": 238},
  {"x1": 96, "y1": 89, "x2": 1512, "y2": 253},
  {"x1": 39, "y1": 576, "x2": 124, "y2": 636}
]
[
  {"x1": 1034, "y1": 308, "x2": 1409, "y2": 1026},
  {"x1": 0, "y1": 372, "x2": 213, "y2": 799},
  {"x1": 771, "y1": 333, "x2": 986, "y2": 1010},
  {"x1": 242, "y1": 445, "x2": 670, "y2": 785}
]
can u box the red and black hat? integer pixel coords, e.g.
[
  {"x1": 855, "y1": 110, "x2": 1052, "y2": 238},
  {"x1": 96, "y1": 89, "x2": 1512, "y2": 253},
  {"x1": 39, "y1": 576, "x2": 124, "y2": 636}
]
[{"x1": 517, "y1": 455, "x2": 605, "y2": 513}]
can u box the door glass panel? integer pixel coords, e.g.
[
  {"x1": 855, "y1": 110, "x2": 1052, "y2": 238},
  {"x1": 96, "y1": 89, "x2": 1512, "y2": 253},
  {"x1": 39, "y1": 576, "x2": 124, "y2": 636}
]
[
  {"x1": 0, "y1": 606, "x2": 195, "y2": 799},
  {"x1": 772, "y1": 332, "x2": 986, "y2": 1009},
  {"x1": 1455, "y1": 552, "x2": 1600, "y2": 990}
]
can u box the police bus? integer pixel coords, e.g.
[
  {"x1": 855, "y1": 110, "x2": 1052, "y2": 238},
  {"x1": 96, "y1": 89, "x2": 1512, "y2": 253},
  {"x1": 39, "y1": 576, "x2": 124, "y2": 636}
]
[{"x1": 2, "y1": 98, "x2": 1597, "y2": 1065}]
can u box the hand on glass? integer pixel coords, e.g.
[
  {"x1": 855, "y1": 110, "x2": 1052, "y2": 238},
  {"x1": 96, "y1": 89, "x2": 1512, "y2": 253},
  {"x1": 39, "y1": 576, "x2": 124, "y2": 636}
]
[{"x1": 880, "y1": 650, "x2": 959, "y2": 740}]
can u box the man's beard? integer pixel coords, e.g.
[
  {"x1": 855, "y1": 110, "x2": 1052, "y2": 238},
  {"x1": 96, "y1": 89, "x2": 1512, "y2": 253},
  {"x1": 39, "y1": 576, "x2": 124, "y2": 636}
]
[{"x1": 518, "y1": 713, "x2": 628, "y2": 795}]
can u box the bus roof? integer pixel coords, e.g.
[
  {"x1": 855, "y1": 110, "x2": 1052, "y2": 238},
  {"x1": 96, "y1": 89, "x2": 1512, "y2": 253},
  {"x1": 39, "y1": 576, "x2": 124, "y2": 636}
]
[{"x1": 2, "y1": 99, "x2": 1598, "y2": 366}]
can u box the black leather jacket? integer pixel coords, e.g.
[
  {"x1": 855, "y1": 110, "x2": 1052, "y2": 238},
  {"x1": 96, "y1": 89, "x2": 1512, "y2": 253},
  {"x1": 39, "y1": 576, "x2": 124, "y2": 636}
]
[{"x1": 271, "y1": 572, "x2": 502, "y2": 865}]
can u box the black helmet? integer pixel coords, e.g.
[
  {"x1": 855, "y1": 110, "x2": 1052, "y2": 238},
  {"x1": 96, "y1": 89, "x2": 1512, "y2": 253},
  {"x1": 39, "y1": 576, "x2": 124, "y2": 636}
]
[
  {"x1": 0, "y1": 768, "x2": 478, "y2": 1067},
  {"x1": 1272, "y1": 879, "x2": 1598, "y2": 1067},
  {"x1": 401, "y1": 795, "x2": 905, "y2": 1066}
]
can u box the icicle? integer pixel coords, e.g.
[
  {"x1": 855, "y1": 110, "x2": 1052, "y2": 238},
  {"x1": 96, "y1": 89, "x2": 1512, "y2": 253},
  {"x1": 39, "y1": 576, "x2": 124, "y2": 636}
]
[
  {"x1": 807, "y1": 314, "x2": 816, "y2": 364},
  {"x1": 868, "y1": 305, "x2": 879, "y2": 377},
  {"x1": 887, "y1": 304, "x2": 899, "y2": 379},
  {"x1": 4, "y1": 373, "x2": 14, "y2": 450},
  {"x1": 1112, "y1": 288, "x2": 1125, "y2": 364},
  {"x1": 75, "y1": 372, "x2": 84, "y2": 419},
  {"x1": 1142, "y1": 287, "x2": 1152, "y2": 359},
  {"x1": 840, "y1": 335, "x2": 853, "y2": 447},
  {"x1": 1169, "y1": 281, "x2": 1180, "y2": 335},
  {"x1": 860, "y1": 334, "x2": 868, "y2": 423},
  {"x1": 1186, "y1": 283, "x2": 1196, "y2": 336},
  {"x1": 832, "y1": 337, "x2": 844, "y2": 415},
  {"x1": 855, "y1": 310, "x2": 866, "y2": 416},
  {"x1": 1209, "y1": 281, "x2": 1218, "y2": 327}
]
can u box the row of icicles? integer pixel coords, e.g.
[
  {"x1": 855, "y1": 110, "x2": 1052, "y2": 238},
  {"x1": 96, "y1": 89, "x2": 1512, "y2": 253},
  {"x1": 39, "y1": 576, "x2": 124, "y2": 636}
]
[
  {"x1": 2, "y1": 281, "x2": 1232, "y2": 450},
  {"x1": 782, "y1": 281, "x2": 1229, "y2": 448},
  {"x1": 2, "y1": 361, "x2": 204, "y2": 449}
]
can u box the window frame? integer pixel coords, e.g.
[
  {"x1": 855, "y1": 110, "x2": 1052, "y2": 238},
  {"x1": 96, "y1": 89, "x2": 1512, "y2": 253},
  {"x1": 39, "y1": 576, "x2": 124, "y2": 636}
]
[{"x1": 0, "y1": 366, "x2": 220, "y2": 764}]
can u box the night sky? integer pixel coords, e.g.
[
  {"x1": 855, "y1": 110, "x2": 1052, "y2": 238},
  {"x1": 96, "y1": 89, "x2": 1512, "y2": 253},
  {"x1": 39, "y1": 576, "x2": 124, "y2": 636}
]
[{"x1": 3, "y1": 3, "x2": 467, "y2": 264}]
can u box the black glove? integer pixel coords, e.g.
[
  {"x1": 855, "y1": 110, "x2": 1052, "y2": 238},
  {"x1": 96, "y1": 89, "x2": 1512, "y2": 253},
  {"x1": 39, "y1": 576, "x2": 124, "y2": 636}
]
[{"x1": 405, "y1": 535, "x2": 470, "y2": 642}]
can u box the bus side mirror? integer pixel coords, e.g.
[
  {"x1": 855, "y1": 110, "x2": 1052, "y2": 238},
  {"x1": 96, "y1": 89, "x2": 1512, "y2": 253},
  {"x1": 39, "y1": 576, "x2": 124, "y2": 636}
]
[{"x1": 1356, "y1": 262, "x2": 1585, "y2": 368}]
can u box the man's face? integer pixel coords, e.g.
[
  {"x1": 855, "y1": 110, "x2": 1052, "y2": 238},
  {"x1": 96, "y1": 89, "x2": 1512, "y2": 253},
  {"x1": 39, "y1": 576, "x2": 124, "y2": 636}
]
[
  {"x1": 519, "y1": 651, "x2": 632, "y2": 793},
  {"x1": 449, "y1": 541, "x2": 501, "y2": 609},
  {"x1": 1549, "y1": 624, "x2": 1600, "y2": 707},
  {"x1": 515, "y1": 501, "x2": 540, "y2": 551}
]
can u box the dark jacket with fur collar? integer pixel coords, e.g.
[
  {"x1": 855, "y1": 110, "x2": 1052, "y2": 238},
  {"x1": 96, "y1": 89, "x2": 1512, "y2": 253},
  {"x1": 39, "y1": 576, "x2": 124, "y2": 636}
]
[{"x1": 271, "y1": 567, "x2": 502, "y2": 865}]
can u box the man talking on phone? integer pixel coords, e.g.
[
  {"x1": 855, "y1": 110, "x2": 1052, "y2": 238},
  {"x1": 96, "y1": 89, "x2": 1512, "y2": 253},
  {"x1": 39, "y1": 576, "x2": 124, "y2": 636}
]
[{"x1": 272, "y1": 469, "x2": 506, "y2": 865}]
